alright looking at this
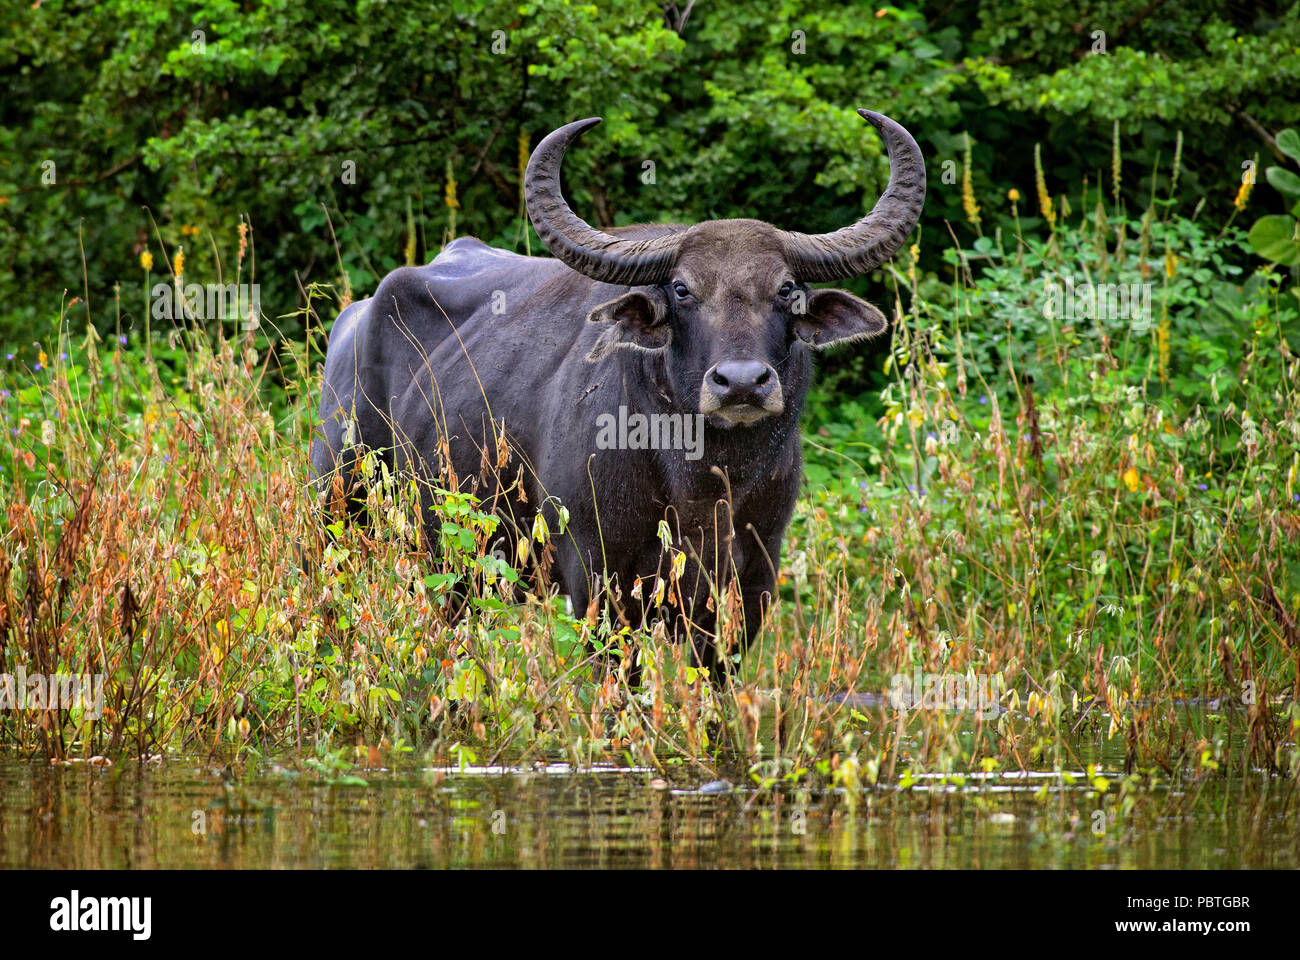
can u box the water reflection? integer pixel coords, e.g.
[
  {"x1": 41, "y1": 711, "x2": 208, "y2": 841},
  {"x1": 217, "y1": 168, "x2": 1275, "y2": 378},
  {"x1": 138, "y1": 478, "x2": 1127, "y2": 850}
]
[{"x1": 1, "y1": 757, "x2": 1296, "y2": 869}]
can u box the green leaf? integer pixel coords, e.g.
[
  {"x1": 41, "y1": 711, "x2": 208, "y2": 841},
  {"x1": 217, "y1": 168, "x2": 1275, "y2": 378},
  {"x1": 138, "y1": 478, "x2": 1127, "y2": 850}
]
[
  {"x1": 330, "y1": 775, "x2": 370, "y2": 787},
  {"x1": 447, "y1": 663, "x2": 486, "y2": 702},
  {"x1": 424, "y1": 573, "x2": 458, "y2": 592},
  {"x1": 1265, "y1": 165, "x2": 1300, "y2": 197},
  {"x1": 1276, "y1": 128, "x2": 1300, "y2": 165},
  {"x1": 1247, "y1": 215, "x2": 1300, "y2": 266}
]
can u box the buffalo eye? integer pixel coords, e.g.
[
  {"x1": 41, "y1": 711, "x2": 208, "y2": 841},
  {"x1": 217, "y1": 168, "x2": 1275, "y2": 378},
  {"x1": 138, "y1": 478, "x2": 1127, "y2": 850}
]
[
  {"x1": 672, "y1": 280, "x2": 690, "y2": 300},
  {"x1": 777, "y1": 280, "x2": 796, "y2": 300}
]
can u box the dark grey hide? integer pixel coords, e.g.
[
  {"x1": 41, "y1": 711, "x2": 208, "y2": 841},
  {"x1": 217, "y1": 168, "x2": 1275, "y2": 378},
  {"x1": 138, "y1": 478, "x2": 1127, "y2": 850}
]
[{"x1": 312, "y1": 110, "x2": 926, "y2": 677}]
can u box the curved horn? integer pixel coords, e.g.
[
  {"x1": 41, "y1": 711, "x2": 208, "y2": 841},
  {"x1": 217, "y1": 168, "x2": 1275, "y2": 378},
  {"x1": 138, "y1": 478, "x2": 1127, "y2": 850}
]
[
  {"x1": 783, "y1": 110, "x2": 927, "y2": 283},
  {"x1": 524, "y1": 117, "x2": 681, "y2": 285}
]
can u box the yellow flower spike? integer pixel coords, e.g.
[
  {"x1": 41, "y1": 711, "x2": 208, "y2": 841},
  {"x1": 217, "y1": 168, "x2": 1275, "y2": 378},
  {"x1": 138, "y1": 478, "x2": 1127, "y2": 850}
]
[
  {"x1": 175, "y1": 246, "x2": 185, "y2": 276},
  {"x1": 444, "y1": 157, "x2": 459, "y2": 239},
  {"x1": 140, "y1": 251, "x2": 153, "y2": 271},
  {"x1": 1033, "y1": 144, "x2": 1056, "y2": 231},
  {"x1": 517, "y1": 130, "x2": 530, "y2": 183},
  {"x1": 444, "y1": 157, "x2": 460, "y2": 211},
  {"x1": 1007, "y1": 188, "x2": 1020, "y2": 203},
  {"x1": 1110, "y1": 119, "x2": 1122, "y2": 208},
  {"x1": 1234, "y1": 157, "x2": 1256, "y2": 210},
  {"x1": 1157, "y1": 306, "x2": 1170, "y2": 385},
  {"x1": 961, "y1": 133, "x2": 980, "y2": 228},
  {"x1": 1164, "y1": 249, "x2": 1177, "y2": 279},
  {"x1": 1123, "y1": 467, "x2": 1141, "y2": 492}
]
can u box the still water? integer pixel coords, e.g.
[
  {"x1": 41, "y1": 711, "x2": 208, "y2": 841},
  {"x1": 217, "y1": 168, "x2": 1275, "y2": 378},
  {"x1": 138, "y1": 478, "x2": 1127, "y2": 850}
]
[{"x1": 2, "y1": 754, "x2": 1296, "y2": 868}]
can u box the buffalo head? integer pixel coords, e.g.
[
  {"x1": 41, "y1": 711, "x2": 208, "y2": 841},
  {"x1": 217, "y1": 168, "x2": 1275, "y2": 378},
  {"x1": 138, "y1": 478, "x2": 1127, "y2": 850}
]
[{"x1": 524, "y1": 110, "x2": 926, "y2": 428}]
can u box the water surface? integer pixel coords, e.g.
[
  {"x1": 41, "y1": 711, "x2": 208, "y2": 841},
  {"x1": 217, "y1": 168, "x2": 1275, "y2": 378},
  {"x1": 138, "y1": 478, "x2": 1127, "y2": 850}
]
[{"x1": 2, "y1": 754, "x2": 1295, "y2": 869}]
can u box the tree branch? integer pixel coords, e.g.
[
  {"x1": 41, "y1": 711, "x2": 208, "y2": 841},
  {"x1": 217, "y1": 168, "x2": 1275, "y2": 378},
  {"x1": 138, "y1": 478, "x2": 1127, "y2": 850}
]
[{"x1": 1229, "y1": 104, "x2": 1280, "y2": 156}]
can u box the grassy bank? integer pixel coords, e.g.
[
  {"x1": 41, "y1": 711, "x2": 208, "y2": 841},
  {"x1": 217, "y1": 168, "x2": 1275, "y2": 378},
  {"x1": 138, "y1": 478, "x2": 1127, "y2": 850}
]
[{"x1": 2, "y1": 159, "x2": 1298, "y2": 798}]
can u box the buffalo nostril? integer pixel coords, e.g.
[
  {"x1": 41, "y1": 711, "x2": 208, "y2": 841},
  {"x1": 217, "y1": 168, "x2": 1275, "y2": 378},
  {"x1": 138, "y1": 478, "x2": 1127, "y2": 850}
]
[
  {"x1": 713, "y1": 361, "x2": 768, "y2": 389},
  {"x1": 703, "y1": 360, "x2": 781, "y2": 419}
]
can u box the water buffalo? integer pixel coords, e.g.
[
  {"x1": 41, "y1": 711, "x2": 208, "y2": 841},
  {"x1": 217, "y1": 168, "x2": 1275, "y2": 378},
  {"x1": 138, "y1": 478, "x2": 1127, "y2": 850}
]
[{"x1": 311, "y1": 109, "x2": 925, "y2": 678}]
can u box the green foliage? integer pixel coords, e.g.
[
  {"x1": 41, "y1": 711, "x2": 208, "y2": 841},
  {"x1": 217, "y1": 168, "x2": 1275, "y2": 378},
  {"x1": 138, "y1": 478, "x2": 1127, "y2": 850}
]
[
  {"x1": 4, "y1": 0, "x2": 1300, "y2": 350},
  {"x1": 792, "y1": 153, "x2": 1300, "y2": 778},
  {"x1": 2, "y1": 1, "x2": 1300, "y2": 788},
  {"x1": 1248, "y1": 127, "x2": 1300, "y2": 267}
]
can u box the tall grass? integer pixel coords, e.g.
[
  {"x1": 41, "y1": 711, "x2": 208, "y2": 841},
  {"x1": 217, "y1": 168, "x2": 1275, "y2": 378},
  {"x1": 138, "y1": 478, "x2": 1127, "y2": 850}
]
[{"x1": 1, "y1": 148, "x2": 1297, "y2": 796}]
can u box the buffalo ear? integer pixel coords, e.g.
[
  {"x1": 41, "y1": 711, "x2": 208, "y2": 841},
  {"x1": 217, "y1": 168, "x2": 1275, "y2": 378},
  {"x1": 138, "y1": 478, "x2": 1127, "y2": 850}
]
[
  {"x1": 793, "y1": 288, "x2": 888, "y2": 348},
  {"x1": 585, "y1": 290, "x2": 671, "y2": 361}
]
